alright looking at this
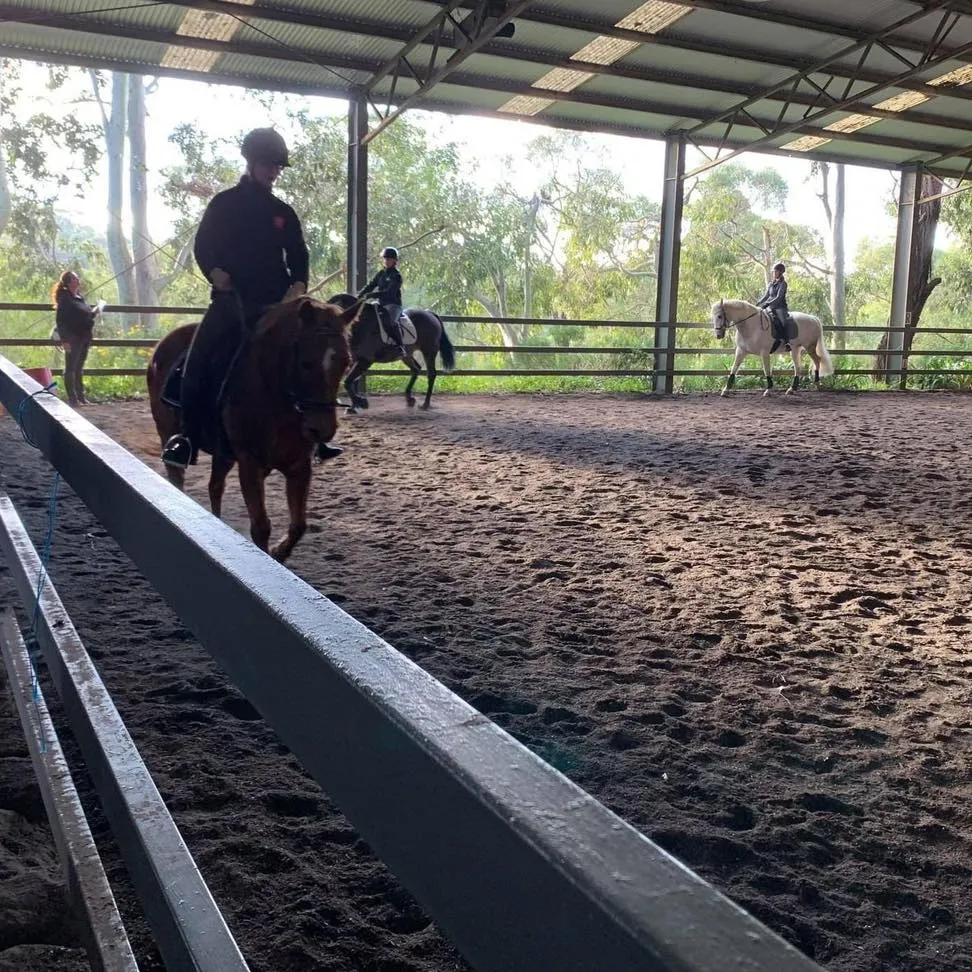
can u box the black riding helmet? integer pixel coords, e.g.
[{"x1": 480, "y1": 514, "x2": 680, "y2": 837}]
[
  {"x1": 241, "y1": 128, "x2": 291, "y2": 167},
  {"x1": 381, "y1": 246, "x2": 399, "y2": 260}
]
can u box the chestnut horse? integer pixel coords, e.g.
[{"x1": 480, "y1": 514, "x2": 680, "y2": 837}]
[{"x1": 147, "y1": 298, "x2": 355, "y2": 562}]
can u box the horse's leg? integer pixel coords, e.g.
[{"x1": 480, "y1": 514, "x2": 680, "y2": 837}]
[
  {"x1": 806, "y1": 334, "x2": 822, "y2": 387},
  {"x1": 420, "y1": 346, "x2": 438, "y2": 410},
  {"x1": 403, "y1": 353, "x2": 422, "y2": 408},
  {"x1": 786, "y1": 345, "x2": 803, "y2": 395},
  {"x1": 721, "y1": 347, "x2": 746, "y2": 397},
  {"x1": 761, "y1": 352, "x2": 773, "y2": 398},
  {"x1": 237, "y1": 459, "x2": 271, "y2": 552},
  {"x1": 164, "y1": 464, "x2": 185, "y2": 492},
  {"x1": 270, "y1": 459, "x2": 311, "y2": 563},
  {"x1": 208, "y1": 455, "x2": 235, "y2": 519},
  {"x1": 344, "y1": 359, "x2": 371, "y2": 413}
]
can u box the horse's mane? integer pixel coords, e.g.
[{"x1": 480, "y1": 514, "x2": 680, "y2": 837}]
[
  {"x1": 255, "y1": 297, "x2": 349, "y2": 339},
  {"x1": 713, "y1": 298, "x2": 759, "y2": 316}
]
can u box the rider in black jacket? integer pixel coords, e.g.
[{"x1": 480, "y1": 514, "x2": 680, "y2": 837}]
[
  {"x1": 358, "y1": 246, "x2": 406, "y2": 356},
  {"x1": 757, "y1": 262, "x2": 791, "y2": 349},
  {"x1": 162, "y1": 128, "x2": 312, "y2": 469}
]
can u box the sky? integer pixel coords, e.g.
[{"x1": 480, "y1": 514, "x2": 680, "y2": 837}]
[{"x1": 20, "y1": 66, "x2": 902, "y2": 268}]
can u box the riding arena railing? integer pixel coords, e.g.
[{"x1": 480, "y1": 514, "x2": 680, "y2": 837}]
[{"x1": 3, "y1": 302, "x2": 972, "y2": 389}]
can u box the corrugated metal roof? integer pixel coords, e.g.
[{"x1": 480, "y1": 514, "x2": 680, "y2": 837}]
[{"x1": 3, "y1": 0, "x2": 972, "y2": 176}]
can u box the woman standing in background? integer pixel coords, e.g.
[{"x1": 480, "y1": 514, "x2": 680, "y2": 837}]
[{"x1": 52, "y1": 270, "x2": 99, "y2": 406}]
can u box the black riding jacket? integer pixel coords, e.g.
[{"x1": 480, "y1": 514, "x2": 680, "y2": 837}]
[
  {"x1": 757, "y1": 277, "x2": 788, "y2": 313},
  {"x1": 193, "y1": 175, "x2": 309, "y2": 305},
  {"x1": 55, "y1": 291, "x2": 95, "y2": 339},
  {"x1": 358, "y1": 266, "x2": 403, "y2": 307}
]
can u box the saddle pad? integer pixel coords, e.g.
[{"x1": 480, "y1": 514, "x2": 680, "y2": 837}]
[{"x1": 380, "y1": 312, "x2": 417, "y2": 346}]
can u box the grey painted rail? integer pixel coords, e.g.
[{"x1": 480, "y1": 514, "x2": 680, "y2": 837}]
[
  {"x1": 0, "y1": 495, "x2": 249, "y2": 972},
  {"x1": 0, "y1": 608, "x2": 138, "y2": 972},
  {"x1": 0, "y1": 355, "x2": 824, "y2": 972}
]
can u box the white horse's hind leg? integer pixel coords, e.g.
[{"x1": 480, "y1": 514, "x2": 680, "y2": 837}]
[
  {"x1": 786, "y1": 345, "x2": 804, "y2": 395},
  {"x1": 805, "y1": 330, "x2": 822, "y2": 386},
  {"x1": 760, "y1": 352, "x2": 773, "y2": 397},
  {"x1": 722, "y1": 347, "x2": 746, "y2": 397}
]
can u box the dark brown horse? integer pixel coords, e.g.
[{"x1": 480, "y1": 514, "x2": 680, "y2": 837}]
[
  {"x1": 327, "y1": 294, "x2": 455, "y2": 411},
  {"x1": 147, "y1": 298, "x2": 356, "y2": 562}
]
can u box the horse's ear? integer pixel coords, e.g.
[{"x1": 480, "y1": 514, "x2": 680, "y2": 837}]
[
  {"x1": 338, "y1": 302, "x2": 362, "y2": 329},
  {"x1": 298, "y1": 298, "x2": 317, "y2": 326}
]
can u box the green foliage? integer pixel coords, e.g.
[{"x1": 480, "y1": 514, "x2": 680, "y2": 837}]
[{"x1": 6, "y1": 69, "x2": 972, "y2": 397}]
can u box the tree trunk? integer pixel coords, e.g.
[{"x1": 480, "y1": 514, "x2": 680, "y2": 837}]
[
  {"x1": 522, "y1": 193, "x2": 540, "y2": 319},
  {"x1": 0, "y1": 145, "x2": 10, "y2": 237},
  {"x1": 92, "y1": 71, "x2": 136, "y2": 325},
  {"x1": 873, "y1": 172, "x2": 943, "y2": 381},
  {"x1": 128, "y1": 76, "x2": 160, "y2": 330}
]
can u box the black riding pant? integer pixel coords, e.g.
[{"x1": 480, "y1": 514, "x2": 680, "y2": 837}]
[
  {"x1": 59, "y1": 329, "x2": 92, "y2": 403},
  {"x1": 381, "y1": 303, "x2": 404, "y2": 342},
  {"x1": 180, "y1": 294, "x2": 247, "y2": 441}
]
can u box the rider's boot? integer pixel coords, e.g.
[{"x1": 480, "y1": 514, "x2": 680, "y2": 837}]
[{"x1": 316, "y1": 442, "x2": 343, "y2": 461}]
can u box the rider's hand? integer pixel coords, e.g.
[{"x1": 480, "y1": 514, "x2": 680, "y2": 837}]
[
  {"x1": 283, "y1": 281, "x2": 307, "y2": 301},
  {"x1": 210, "y1": 267, "x2": 232, "y2": 291}
]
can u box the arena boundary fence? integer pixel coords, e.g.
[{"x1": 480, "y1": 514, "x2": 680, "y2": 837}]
[
  {"x1": 2, "y1": 303, "x2": 970, "y2": 389},
  {"x1": 0, "y1": 495, "x2": 251, "y2": 971},
  {"x1": 0, "y1": 355, "x2": 824, "y2": 971}
]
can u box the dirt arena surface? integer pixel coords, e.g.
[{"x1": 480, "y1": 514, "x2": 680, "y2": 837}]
[{"x1": 1, "y1": 390, "x2": 971, "y2": 971}]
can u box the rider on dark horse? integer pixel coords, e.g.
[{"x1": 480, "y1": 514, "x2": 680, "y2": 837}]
[
  {"x1": 357, "y1": 246, "x2": 407, "y2": 358},
  {"x1": 756, "y1": 262, "x2": 792, "y2": 351},
  {"x1": 161, "y1": 128, "x2": 339, "y2": 469}
]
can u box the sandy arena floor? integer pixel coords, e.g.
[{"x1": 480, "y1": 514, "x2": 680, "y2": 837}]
[{"x1": 1, "y1": 390, "x2": 971, "y2": 971}]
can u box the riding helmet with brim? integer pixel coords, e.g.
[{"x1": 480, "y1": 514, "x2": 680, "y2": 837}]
[{"x1": 241, "y1": 128, "x2": 291, "y2": 167}]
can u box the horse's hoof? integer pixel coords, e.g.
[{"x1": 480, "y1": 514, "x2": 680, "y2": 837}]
[
  {"x1": 345, "y1": 406, "x2": 358, "y2": 416},
  {"x1": 762, "y1": 389, "x2": 771, "y2": 398},
  {"x1": 359, "y1": 399, "x2": 370, "y2": 410},
  {"x1": 720, "y1": 388, "x2": 729, "y2": 397},
  {"x1": 406, "y1": 397, "x2": 416, "y2": 408},
  {"x1": 419, "y1": 402, "x2": 431, "y2": 411}
]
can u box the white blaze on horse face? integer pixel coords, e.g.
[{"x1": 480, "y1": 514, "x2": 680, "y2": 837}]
[{"x1": 322, "y1": 348, "x2": 335, "y2": 375}]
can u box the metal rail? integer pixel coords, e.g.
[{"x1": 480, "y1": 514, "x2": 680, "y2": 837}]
[
  {"x1": 0, "y1": 355, "x2": 824, "y2": 972},
  {"x1": 0, "y1": 495, "x2": 250, "y2": 972},
  {"x1": 0, "y1": 608, "x2": 138, "y2": 972}
]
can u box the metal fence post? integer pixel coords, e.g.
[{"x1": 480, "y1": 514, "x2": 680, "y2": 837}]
[
  {"x1": 654, "y1": 136, "x2": 685, "y2": 394},
  {"x1": 889, "y1": 165, "x2": 918, "y2": 389}
]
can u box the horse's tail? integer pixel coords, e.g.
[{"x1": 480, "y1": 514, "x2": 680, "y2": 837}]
[
  {"x1": 437, "y1": 317, "x2": 456, "y2": 372},
  {"x1": 816, "y1": 322, "x2": 834, "y2": 377}
]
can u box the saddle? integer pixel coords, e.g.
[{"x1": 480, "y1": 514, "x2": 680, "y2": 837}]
[
  {"x1": 765, "y1": 309, "x2": 797, "y2": 352},
  {"x1": 161, "y1": 343, "x2": 244, "y2": 458},
  {"x1": 372, "y1": 303, "x2": 417, "y2": 346}
]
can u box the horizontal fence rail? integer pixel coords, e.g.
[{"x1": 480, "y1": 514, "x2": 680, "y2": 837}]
[
  {"x1": 0, "y1": 356, "x2": 824, "y2": 972},
  {"x1": 0, "y1": 608, "x2": 138, "y2": 972},
  {"x1": 3, "y1": 303, "x2": 971, "y2": 387},
  {"x1": 0, "y1": 496, "x2": 250, "y2": 972}
]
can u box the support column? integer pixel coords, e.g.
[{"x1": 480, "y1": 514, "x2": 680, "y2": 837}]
[
  {"x1": 346, "y1": 93, "x2": 369, "y2": 295},
  {"x1": 654, "y1": 136, "x2": 685, "y2": 394},
  {"x1": 888, "y1": 165, "x2": 918, "y2": 389}
]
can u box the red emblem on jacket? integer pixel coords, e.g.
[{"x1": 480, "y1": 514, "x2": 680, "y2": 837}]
[{"x1": 273, "y1": 215, "x2": 286, "y2": 231}]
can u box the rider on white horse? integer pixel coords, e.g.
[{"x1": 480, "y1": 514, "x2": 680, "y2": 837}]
[{"x1": 756, "y1": 262, "x2": 791, "y2": 351}]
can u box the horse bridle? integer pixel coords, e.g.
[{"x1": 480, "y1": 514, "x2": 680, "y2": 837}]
[
  {"x1": 717, "y1": 299, "x2": 766, "y2": 333},
  {"x1": 284, "y1": 300, "x2": 351, "y2": 414}
]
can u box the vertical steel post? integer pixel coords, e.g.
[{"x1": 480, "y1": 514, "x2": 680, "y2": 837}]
[
  {"x1": 346, "y1": 92, "x2": 369, "y2": 295},
  {"x1": 889, "y1": 165, "x2": 918, "y2": 389},
  {"x1": 654, "y1": 136, "x2": 685, "y2": 394}
]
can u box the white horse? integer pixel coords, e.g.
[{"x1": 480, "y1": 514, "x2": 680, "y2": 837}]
[{"x1": 711, "y1": 299, "x2": 834, "y2": 397}]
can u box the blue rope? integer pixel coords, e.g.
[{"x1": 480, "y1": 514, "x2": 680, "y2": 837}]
[{"x1": 15, "y1": 381, "x2": 60, "y2": 752}]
